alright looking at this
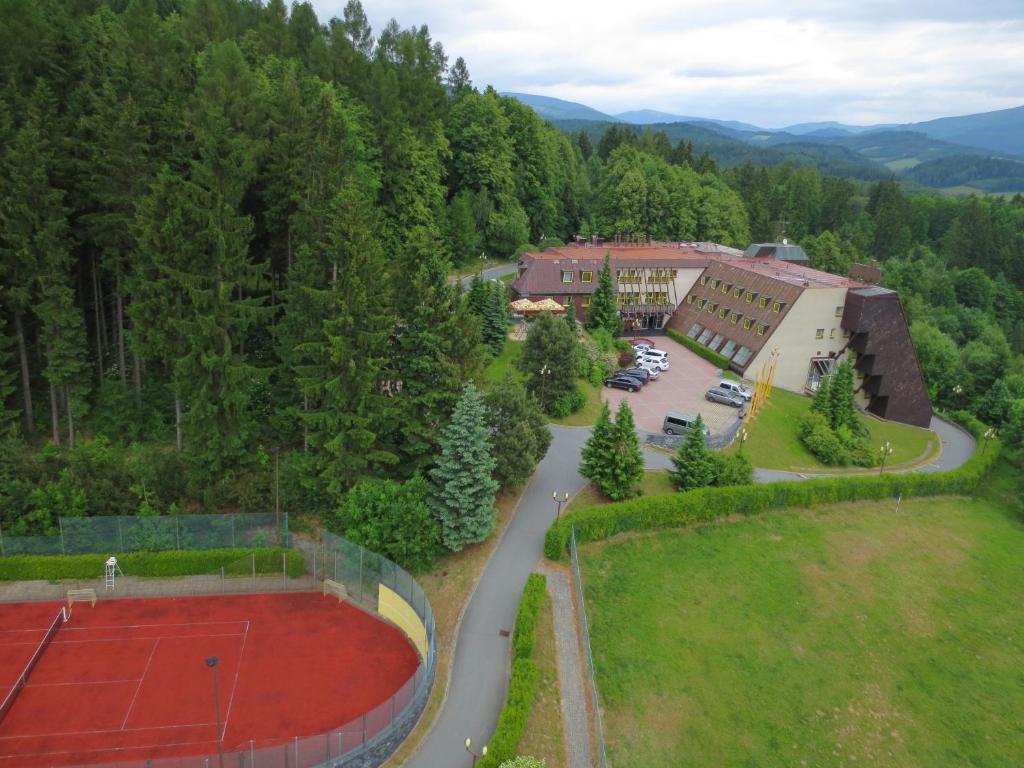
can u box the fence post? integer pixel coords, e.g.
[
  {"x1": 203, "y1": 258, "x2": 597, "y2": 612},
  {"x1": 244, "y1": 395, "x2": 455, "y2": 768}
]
[
  {"x1": 250, "y1": 739, "x2": 254, "y2": 768},
  {"x1": 0, "y1": 520, "x2": 4, "y2": 556},
  {"x1": 282, "y1": 552, "x2": 286, "y2": 590},
  {"x1": 58, "y1": 518, "x2": 65, "y2": 554},
  {"x1": 252, "y1": 553, "x2": 256, "y2": 587},
  {"x1": 391, "y1": 692, "x2": 396, "y2": 722},
  {"x1": 117, "y1": 517, "x2": 124, "y2": 551},
  {"x1": 175, "y1": 516, "x2": 180, "y2": 550},
  {"x1": 362, "y1": 714, "x2": 367, "y2": 744},
  {"x1": 338, "y1": 732, "x2": 343, "y2": 756},
  {"x1": 231, "y1": 514, "x2": 236, "y2": 549},
  {"x1": 358, "y1": 549, "x2": 364, "y2": 603},
  {"x1": 334, "y1": 550, "x2": 338, "y2": 582}
]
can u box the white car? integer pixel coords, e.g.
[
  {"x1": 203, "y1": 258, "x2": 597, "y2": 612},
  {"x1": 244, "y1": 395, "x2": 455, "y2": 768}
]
[
  {"x1": 637, "y1": 353, "x2": 670, "y2": 371},
  {"x1": 637, "y1": 361, "x2": 661, "y2": 379}
]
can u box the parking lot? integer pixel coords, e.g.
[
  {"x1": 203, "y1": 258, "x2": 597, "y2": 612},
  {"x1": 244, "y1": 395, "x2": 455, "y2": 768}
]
[{"x1": 602, "y1": 335, "x2": 746, "y2": 437}]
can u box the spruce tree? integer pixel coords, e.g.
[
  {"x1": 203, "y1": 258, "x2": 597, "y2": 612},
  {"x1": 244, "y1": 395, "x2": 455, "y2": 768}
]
[
  {"x1": 609, "y1": 400, "x2": 644, "y2": 499},
  {"x1": 430, "y1": 384, "x2": 499, "y2": 551},
  {"x1": 467, "y1": 272, "x2": 490, "y2": 317},
  {"x1": 580, "y1": 401, "x2": 615, "y2": 491},
  {"x1": 0, "y1": 315, "x2": 17, "y2": 433},
  {"x1": 670, "y1": 414, "x2": 715, "y2": 490},
  {"x1": 810, "y1": 374, "x2": 834, "y2": 426},
  {"x1": 482, "y1": 281, "x2": 508, "y2": 355},
  {"x1": 38, "y1": 277, "x2": 89, "y2": 448},
  {"x1": 564, "y1": 296, "x2": 577, "y2": 334},
  {"x1": 518, "y1": 312, "x2": 579, "y2": 413},
  {"x1": 586, "y1": 253, "x2": 621, "y2": 335},
  {"x1": 830, "y1": 360, "x2": 859, "y2": 433}
]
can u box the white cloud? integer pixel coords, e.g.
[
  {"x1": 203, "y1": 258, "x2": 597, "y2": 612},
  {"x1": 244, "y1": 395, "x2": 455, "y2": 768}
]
[{"x1": 309, "y1": 0, "x2": 1024, "y2": 126}]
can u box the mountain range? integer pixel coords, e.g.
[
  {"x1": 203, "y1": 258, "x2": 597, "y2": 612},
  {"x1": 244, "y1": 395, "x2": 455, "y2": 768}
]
[{"x1": 502, "y1": 93, "x2": 1024, "y2": 193}]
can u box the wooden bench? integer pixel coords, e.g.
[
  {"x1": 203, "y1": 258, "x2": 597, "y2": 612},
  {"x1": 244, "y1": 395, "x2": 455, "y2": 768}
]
[{"x1": 67, "y1": 588, "x2": 97, "y2": 608}]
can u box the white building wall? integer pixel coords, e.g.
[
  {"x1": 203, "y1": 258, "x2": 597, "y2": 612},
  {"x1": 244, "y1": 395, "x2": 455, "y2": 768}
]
[{"x1": 744, "y1": 287, "x2": 851, "y2": 392}]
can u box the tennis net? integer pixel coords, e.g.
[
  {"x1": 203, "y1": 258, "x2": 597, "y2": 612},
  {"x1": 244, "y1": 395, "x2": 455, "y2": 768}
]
[{"x1": 0, "y1": 606, "x2": 67, "y2": 724}]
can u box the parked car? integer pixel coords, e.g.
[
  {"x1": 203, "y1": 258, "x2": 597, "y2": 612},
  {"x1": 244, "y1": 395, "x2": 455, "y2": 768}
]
[
  {"x1": 718, "y1": 379, "x2": 752, "y2": 401},
  {"x1": 635, "y1": 347, "x2": 668, "y2": 359},
  {"x1": 604, "y1": 374, "x2": 641, "y2": 393},
  {"x1": 618, "y1": 367, "x2": 650, "y2": 384},
  {"x1": 637, "y1": 360, "x2": 663, "y2": 378},
  {"x1": 663, "y1": 411, "x2": 710, "y2": 436},
  {"x1": 637, "y1": 353, "x2": 670, "y2": 371},
  {"x1": 705, "y1": 386, "x2": 744, "y2": 407}
]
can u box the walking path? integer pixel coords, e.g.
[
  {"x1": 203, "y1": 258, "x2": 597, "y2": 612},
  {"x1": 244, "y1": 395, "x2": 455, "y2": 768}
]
[
  {"x1": 537, "y1": 565, "x2": 593, "y2": 768},
  {"x1": 403, "y1": 414, "x2": 974, "y2": 767},
  {"x1": 455, "y1": 263, "x2": 517, "y2": 288}
]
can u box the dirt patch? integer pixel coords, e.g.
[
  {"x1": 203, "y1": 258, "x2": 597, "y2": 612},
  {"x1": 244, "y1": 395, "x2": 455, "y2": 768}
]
[{"x1": 830, "y1": 682, "x2": 915, "y2": 765}]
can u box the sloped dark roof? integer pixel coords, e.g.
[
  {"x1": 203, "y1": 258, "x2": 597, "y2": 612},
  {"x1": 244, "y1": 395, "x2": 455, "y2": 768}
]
[{"x1": 744, "y1": 242, "x2": 809, "y2": 263}]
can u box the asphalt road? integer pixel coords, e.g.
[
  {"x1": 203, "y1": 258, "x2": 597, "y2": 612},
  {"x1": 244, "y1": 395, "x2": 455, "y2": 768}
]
[
  {"x1": 403, "y1": 414, "x2": 974, "y2": 767},
  {"x1": 404, "y1": 425, "x2": 590, "y2": 768},
  {"x1": 455, "y1": 263, "x2": 517, "y2": 289}
]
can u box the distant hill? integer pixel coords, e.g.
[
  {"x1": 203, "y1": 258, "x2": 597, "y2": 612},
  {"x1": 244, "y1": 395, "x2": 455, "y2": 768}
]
[
  {"x1": 903, "y1": 105, "x2": 1024, "y2": 158},
  {"x1": 902, "y1": 154, "x2": 1024, "y2": 193},
  {"x1": 782, "y1": 121, "x2": 893, "y2": 136},
  {"x1": 616, "y1": 109, "x2": 763, "y2": 132},
  {"x1": 499, "y1": 93, "x2": 618, "y2": 123}
]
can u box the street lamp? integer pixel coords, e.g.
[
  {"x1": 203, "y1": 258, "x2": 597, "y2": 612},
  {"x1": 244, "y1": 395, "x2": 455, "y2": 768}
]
[
  {"x1": 205, "y1": 657, "x2": 225, "y2": 768},
  {"x1": 737, "y1": 428, "x2": 748, "y2": 455},
  {"x1": 878, "y1": 441, "x2": 894, "y2": 475},
  {"x1": 982, "y1": 427, "x2": 997, "y2": 453},
  {"x1": 465, "y1": 737, "x2": 487, "y2": 767},
  {"x1": 553, "y1": 491, "x2": 569, "y2": 520}
]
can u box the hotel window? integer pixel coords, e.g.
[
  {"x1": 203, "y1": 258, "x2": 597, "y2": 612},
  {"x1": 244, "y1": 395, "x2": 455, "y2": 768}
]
[
  {"x1": 686, "y1": 294, "x2": 694, "y2": 304},
  {"x1": 697, "y1": 328, "x2": 713, "y2": 345},
  {"x1": 742, "y1": 318, "x2": 752, "y2": 330},
  {"x1": 733, "y1": 286, "x2": 741, "y2": 299},
  {"x1": 700, "y1": 275, "x2": 707, "y2": 285},
  {"x1": 582, "y1": 270, "x2": 593, "y2": 283},
  {"x1": 759, "y1": 296, "x2": 768, "y2": 309},
  {"x1": 721, "y1": 282, "x2": 729, "y2": 294},
  {"x1": 757, "y1": 323, "x2": 769, "y2": 336},
  {"x1": 815, "y1": 328, "x2": 824, "y2": 339},
  {"x1": 718, "y1": 307, "x2": 727, "y2": 319},
  {"x1": 730, "y1": 312, "x2": 739, "y2": 324},
  {"x1": 696, "y1": 298, "x2": 704, "y2": 309},
  {"x1": 745, "y1": 291, "x2": 755, "y2": 303},
  {"x1": 561, "y1": 270, "x2": 573, "y2": 283},
  {"x1": 834, "y1": 306, "x2": 843, "y2": 317},
  {"x1": 710, "y1": 279, "x2": 718, "y2": 289},
  {"x1": 706, "y1": 302, "x2": 717, "y2": 314},
  {"x1": 721, "y1": 340, "x2": 737, "y2": 359},
  {"x1": 582, "y1": 295, "x2": 591, "y2": 307},
  {"x1": 772, "y1": 301, "x2": 782, "y2": 313},
  {"x1": 830, "y1": 328, "x2": 836, "y2": 339},
  {"x1": 671, "y1": 270, "x2": 678, "y2": 278},
  {"x1": 687, "y1": 323, "x2": 703, "y2": 339},
  {"x1": 709, "y1": 333, "x2": 724, "y2": 350},
  {"x1": 733, "y1": 346, "x2": 753, "y2": 366}
]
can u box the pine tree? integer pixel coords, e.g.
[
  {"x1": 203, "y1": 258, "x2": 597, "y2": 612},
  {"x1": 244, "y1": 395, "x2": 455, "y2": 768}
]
[
  {"x1": 586, "y1": 253, "x2": 621, "y2": 335},
  {"x1": 580, "y1": 401, "x2": 615, "y2": 489},
  {"x1": 564, "y1": 296, "x2": 577, "y2": 334},
  {"x1": 670, "y1": 414, "x2": 715, "y2": 491},
  {"x1": 482, "y1": 281, "x2": 508, "y2": 355},
  {"x1": 466, "y1": 272, "x2": 490, "y2": 317},
  {"x1": 37, "y1": 276, "x2": 88, "y2": 448},
  {"x1": 810, "y1": 373, "x2": 834, "y2": 426},
  {"x1": 518, "y1": 312, "x2": 578, "y2": 413},
  {"x1": 0, "y1": 315, "x2": 20, "y2": 434},
  {"x1": 609, "y1": 400, "x2": 644, "y2": 499},
  {"x1": 430, "y1": 384, "x2": 499, "y2": 551},
  {"x1": 830, "y1": 360, "x2": 859, "y2": 433}
]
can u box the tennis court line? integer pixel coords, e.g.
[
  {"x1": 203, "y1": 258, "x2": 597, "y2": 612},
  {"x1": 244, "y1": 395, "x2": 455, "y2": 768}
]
[
  {"x1": 0, "y1": 721, "x2": 218, "y2": 741},
  {"x1": 219, "y1": 620, "x2": 250, "y2": 741},
  {"x1": 121, "y1": 638, "x2": 159, "y2": 729},
  {"x1": 50, "y1": 632, "x2": 245, "y2": 645},
  {"x1": 0, "y1": 735, "x2": 221, "y2": 761},
  {"x1": 25, "y1": 679, "x2": 142, "y2": 688}
]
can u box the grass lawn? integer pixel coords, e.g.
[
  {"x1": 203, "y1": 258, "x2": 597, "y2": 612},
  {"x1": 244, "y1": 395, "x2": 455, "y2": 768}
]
[
  {"x1": 732, "y1": 387, "x2": 937, "y2": 471},
  {"x1": 578, "y1": 494, "x2": 1024, "y2": 768},
  {"x1": 516, "y1": 587, "x2": 566, "y2": 768},
  {"x1": 549, "y1": 378, "x2": 605, "y2": 427},
  {"x1": 481, "y1": 340, "x2": 525, "y2": 390},
  {"x1": 565, "y1": 470, "x2": 675, "y2": 514}
]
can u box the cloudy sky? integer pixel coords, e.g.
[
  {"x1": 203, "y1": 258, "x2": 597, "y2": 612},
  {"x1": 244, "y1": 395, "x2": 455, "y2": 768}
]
[{"x1": 309, "y1": 0, "x2": 1024, "y2": 128}]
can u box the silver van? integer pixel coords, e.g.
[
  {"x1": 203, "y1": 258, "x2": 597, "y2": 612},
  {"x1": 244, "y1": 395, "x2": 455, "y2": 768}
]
[
  {"x1": 662, "y1": 412, "x2": 711, "y2": 436},
  {"x1": 718, "y1": 379, "x2": 752, "y2": 401}
]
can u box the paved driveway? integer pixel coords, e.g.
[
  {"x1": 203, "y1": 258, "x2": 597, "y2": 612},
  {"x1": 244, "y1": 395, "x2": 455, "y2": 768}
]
[{"x1": 602, "y1": 336, "x2": 745, "y2": 436}]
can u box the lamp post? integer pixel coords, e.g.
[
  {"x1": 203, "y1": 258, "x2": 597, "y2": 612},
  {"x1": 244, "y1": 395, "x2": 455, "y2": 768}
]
[
  {"x1": 982, "y1": 427, "x2": 997, "y2": 453},
  {"x1": 553, "y1": 491, "x2": 569, "y2": 520},
  {"x1": 737, "y1": 427, "x2": 748, "y2": 455},
  {"x1": 539, "y1": 364, "x2": 551, "y2": 407},
  {"x1": 270, "y1": 447, "x2": 281, "y2": 545},
  {"x1": 205, "y1": 657, "x2": 225, "y2": 768},
  {"x1": 465, "y1": 737, "x2": 487, "y2": 767},
  {"x1": 878, "y1": 441, "x2": 894, "y2": 476}
]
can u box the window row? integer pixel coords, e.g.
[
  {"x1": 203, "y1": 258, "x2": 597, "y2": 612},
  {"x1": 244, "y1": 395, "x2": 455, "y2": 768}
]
[
  {"x1": 561, "y1": 270, "x2": 594, "y2": 284},
  {"x1": 687, "y1": 297, "x2": 770, "y2": 335},
  {"x1": 696, "y1": 276, "x2": 785, "y2": 312},
  {"x1": 615, "y1": 268, "x2": 679, "y2": 284},
  {"x1": 686, "y1": 323, "x2": 753, "y2": 366},
  {"x1": 615, "y1": 292, "x2": 670, "y2": 305}
]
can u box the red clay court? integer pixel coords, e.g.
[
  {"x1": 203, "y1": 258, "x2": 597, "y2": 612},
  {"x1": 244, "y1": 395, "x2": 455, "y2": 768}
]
[{"x1": 0, "y1": 592, "x2": 419, "y2": 767}]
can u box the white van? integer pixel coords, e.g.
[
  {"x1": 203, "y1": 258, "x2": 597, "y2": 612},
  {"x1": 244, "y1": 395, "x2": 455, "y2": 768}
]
[
  {"x1": 718, "y1": 380, "x2": 752, "y2": 401},
  {"x1": 662, "y1": 412, "x2": 710, "y2": 436}
]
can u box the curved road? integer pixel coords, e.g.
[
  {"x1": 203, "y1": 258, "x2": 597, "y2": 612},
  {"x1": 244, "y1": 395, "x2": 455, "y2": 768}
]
[
  {"x1": 403, "y1": 414, "x2": 975, "y2": 767},
  {"x1": 455, "y1": 263, "x2": 518, "y2": 289}
]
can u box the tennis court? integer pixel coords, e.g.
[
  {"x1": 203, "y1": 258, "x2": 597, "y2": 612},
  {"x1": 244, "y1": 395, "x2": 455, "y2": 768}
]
[{"x1": 0, "y1": 592, "x2": 419, "y2": 767}]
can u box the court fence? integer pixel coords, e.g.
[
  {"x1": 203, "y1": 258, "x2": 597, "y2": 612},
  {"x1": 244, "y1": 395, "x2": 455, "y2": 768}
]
[
  {"x1": 0, "y1": 511, "x2": 288, "y2": 557},
  {"x1": 569, "y1": 527, "x2": 610, "y2": 768},
  {"x1": 2, "y1": 520, "x2": 436, "y2": 768}
]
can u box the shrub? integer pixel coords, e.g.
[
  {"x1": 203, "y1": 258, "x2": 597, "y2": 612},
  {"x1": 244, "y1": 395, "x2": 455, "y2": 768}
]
[
  {"x1": 477, "y1": 573, "x2": 547, "y2": 768},
  {"x1": 512, "y1": 573, "x2": 547, "y2": 658},
  {"x1": 0, "y1": 547, "x2": 304, "y2": 581},
  {"x1": 710, "y1": 452, "x2": 753, "y2": 486},
  {"x1": 802, "y1": 423, "x2": 851, "y2": 465},
  {"x1": 544, "y1": 437, "x2": 1001, "y2": 560},
  {"x1": 666, "y1": 328, "x2": 731, "y2": 370},
  {"x1": 549, "y1": 389, "x2": 584, "y2": 418}
]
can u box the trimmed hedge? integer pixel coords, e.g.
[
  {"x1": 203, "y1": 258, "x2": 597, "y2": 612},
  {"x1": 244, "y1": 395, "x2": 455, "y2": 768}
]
[
  {"x1": 545, "y1": 434, "x2": 1001, "y2": 560},
  {"x1": 0, "y1": 547, "x2": 304, "y2": 582},
  {"x1": 666, "y1": 328, "x2": 732, "y2": 370},
  {"x1": 512, "y1": 573, "x2": 546, "y2": 659},
  {"x1": 478, "y1": 573, "x2": 547, "y2": 768}
]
